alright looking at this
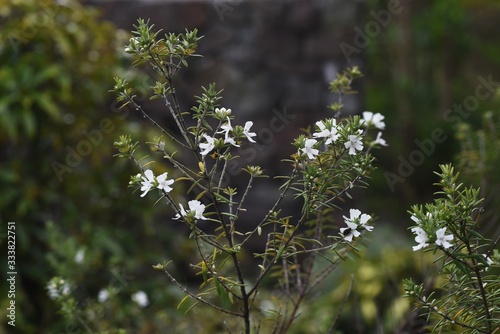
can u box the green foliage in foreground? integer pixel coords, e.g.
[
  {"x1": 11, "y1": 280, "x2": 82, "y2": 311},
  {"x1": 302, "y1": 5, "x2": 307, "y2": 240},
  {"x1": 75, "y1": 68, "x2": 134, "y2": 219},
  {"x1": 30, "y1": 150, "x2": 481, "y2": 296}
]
[
  {"x1": 405, "y1": 164, "x2": 500, "y2": 333},
  {"x1": 0, "y1": 1, "x2": 175, "y2": 332}
]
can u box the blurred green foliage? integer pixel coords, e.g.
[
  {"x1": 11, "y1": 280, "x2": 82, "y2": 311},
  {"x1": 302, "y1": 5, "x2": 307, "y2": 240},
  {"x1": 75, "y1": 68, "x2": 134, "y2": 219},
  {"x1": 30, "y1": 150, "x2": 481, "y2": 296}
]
[
  {"x1": 364, "y1": 0, "x2": 500, "y2": 219},
  {"x1": 456, "y1": 107, "x2": 500, "y2": 236},
  {"x1": 0, "y1": 0, "x2": 183, "y2": 332}
]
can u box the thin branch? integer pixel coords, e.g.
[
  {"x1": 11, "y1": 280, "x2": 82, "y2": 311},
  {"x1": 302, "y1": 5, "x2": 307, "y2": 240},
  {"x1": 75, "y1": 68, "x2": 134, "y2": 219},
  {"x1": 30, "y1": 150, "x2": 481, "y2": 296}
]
[
  {"x1": 161, "y1": 267, "x2": 243, "y2": 317},
  {"x1": 327, "y1": 274, "x2": 354, "y2": 334},
  {"x1": 415, "y1": 295, "x2": 489, "y2": 334}
]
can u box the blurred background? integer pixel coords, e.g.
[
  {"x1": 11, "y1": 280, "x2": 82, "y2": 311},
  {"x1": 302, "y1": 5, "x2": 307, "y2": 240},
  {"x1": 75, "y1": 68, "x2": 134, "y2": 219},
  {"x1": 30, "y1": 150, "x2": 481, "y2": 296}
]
[{"x1": 1, "y1": 0, "x2": 500, "y2": 332}]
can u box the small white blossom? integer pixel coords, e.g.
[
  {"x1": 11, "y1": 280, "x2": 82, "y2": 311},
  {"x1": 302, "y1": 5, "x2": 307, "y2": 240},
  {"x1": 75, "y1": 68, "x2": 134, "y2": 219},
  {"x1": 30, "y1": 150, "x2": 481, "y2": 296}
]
[
  {"x1": 199, "y1": 134, "x2": 215, "y2": 156},
  {"x1": 242, "y1": 121, "x2": 257, "y2": 143},
  {"x1": 313, "y1": 119, "x2": 339, "y2": 145},
  {"x1": 345, "y1": 208, "x2": 373, "y2": 231},
  {"x1": 218, "y1": 118, "x2": 239, "y2": 147},
  {"x1": 344, "y1": 135, "x2": 363, "y2": 155},
  {"x1": 74, "y1": 249, "x2": 85, "y2": 264},
  {"x1": 219, "y1": 117, "x2": 233, "y2": 135},
  {"x1": 340, "y1": 208, "x2": 371, "y2": 241},
  {"x1": 362, "y1": 111, "x2": 385, "y2": 130},
  {"x1": 411, "y1": 226, "x2": 429, "y2": 251},
  {"x1": 156, "y1": 172, "x2": 174, "y2": 193},
  {"x1": 435, "y1": 227, "x2": 454, "y2": 249},
  {"x1": 174, "y1": 200, "x2": 208, "y2": 221},
  {"x1": 373, "y1": 132, "x2": 388, "y2": 146},
  {"x1": 140, "y1": 169, "x2": 155, "y2": 197},
  {"x1": 131, "y1": 291, "x2": 149, "y2": 308},
  {"x1": 47, "y1": 279, "x2": 71, "y2": 300},
  {"x1": 188, "y1": 200, "x2": 208, "y2": 220},
  {"x1": 224, "y1": 136, "x2": 238, "y2": 146},
  {"x1": 97, "y1": 289, "x2": 109, "y2": 303},
  {"x1": 47, "y1": 282, "x2": 59, "y2": 300},
  {"x1": 340, "y1": 221, "x2": 360, "y2": 242},
  {"x1": 358, "y1": 213, "x2": 373, "y2": 230},
  {"x1": 300, "y1": 139, "x2": 319, "y2": 159}
]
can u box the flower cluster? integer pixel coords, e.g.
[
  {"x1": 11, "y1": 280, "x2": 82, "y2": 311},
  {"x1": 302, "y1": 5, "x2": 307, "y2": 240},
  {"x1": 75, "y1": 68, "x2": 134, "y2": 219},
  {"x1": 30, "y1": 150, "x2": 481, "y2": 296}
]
[
  {"x1": 297, "y1": 112, "x2": 387, "y2": 160},
  {"x1": 47, "y1": 277, "x2": 71, "y2": 300},
  {"x1": 410, "y1": 214, "x2": 454, "y2": 251},
  {"x1": 132, "y1": 169, "x2": 175, "y2": 198},
  {"x1": 339, "y1": 209, "x2": 373, "y2": 242},
  {"x1": 199, "y1": 108, "x2": 257, "y2": 157}
]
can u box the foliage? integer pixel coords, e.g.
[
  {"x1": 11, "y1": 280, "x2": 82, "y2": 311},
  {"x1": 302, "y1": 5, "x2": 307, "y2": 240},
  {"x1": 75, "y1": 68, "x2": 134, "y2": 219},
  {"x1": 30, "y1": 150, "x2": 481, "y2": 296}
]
[
  {"x1": 111, "y1": 19, "x2": 388, "y2": 333},
  {"x1": 456, "y1": 109, "x2": 500, "y2": 232},
  {"x1": 364, "y1": 0, "x2": 500, "y2": 211},
  {"x1": 0, "y1": 1, "x2": 177, "y2": 332},
  {"x1": 404, "y1": 164, "x2": 500, "y2": 333}
]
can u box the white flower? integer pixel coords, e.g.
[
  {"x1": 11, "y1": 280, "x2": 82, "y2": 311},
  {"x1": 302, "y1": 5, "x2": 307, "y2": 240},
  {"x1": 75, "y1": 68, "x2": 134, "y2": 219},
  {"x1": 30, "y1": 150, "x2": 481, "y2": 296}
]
[
  {"x1": 224, "y1": 137, "x2": 238, "y2": 146},
  {"x1": 219, "y1": 118, "x2": 232, "y2": 135},
  {"x1": 411, "y1": 226, "x2": 429, "y2": 251},
  {"x1": 218, "y1": 118, "x2": 239, "y2": 147},
  {"x1": 131, "y1": 291, "x2": 149, "y2": 307},
  {"x1": 340, "y1": 221, "x2": 360, "y2": 242},
  {"x1": 97, "y1": 289, "x2": 109, "y2": 303},
  {"x1": 61, "y1": 282, "x2": 71, "y2": 296},
  {"x1": 199, "y1": 134, "x2": 215, "y2": 156},
  {"x1": 242, "y1": 121, "x2": 257, "y2": 143},
  {"x1": 74, "y1": 249, "x2": 85, "y2": 264},
  {"x1": 47, "y1": 281, "x2": 59, "y2": 300},
  {"x1": 344, "y1": 208, "x2": 373, "y2": 232},
  {"x1": 156, "y1": 172, "x2": 174, "y2": 193},
  {"x1": 174, "y1": 200, "x2": 208, "y2": 221},
  {"x1": 140, "y1": 169, "x2": 155, "y2": 197},
  {"x1": 300, "y1": 138, "x2": 319, "y2": 159},
  {"x1": 187, "y1": 200, "x2": 208, "y2": 220},
  {"x1": 47, "y1": 279, "x2": 71, "y2": 300},
  {"x1": 373, "y1": 132, "x2": 388, "y2": 146},
  {"x1": 435, "y1": 227, "x2": 454, "y2": 249},
  {"x1": 313, "y1": 119, "x2": 339, "y2": 145},
  {"x1": 344, "y1": 135, "x2": 363, "y2": 155},
  {"x1": 362, "y1": 111, "x2": 385, "y2": 130},
  {"x1": 340, "y1": 208, "x2": 371, "y2": 241}
]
